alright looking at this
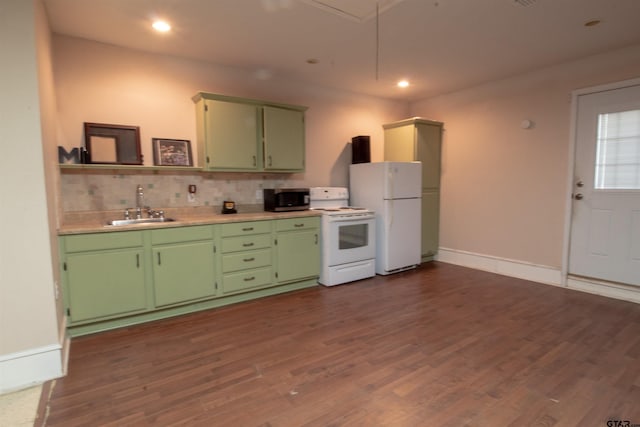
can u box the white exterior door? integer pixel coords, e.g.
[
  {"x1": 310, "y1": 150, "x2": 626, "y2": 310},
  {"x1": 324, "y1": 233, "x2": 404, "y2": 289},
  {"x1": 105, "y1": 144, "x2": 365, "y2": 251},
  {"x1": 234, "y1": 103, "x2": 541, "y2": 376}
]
[{"x1": 569, "y1": 83, "x2": 640, "y2": 286}]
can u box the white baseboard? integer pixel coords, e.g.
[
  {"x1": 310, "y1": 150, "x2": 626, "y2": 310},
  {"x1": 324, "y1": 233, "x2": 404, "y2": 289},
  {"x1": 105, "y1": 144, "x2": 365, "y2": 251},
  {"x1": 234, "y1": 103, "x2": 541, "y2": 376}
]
[
  {"x1": 567, "y1": 276, "x2": 640, "y2": 304},
  {"x1": 435, "y1": 247, "x2": 640, "y2": 304},
  {"x1": 436, "y1": 247, "x2": 563, "y2": 285},
  {"x1": 0, "y1": 344, "x2": 65, "y2": 394}
]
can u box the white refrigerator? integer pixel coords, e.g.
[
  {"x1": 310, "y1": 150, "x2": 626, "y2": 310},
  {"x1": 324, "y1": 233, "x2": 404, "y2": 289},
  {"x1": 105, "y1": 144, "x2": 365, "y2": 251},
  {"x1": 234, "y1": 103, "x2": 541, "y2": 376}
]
[{"x1": 349, "y1": 161, "x2": 422, "y2": 275}]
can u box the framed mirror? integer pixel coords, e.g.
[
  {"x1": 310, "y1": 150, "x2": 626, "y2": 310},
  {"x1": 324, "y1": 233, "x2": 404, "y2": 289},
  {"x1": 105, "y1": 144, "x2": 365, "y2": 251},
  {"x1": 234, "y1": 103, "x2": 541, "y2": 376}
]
[{"x1": 84, "y1": 122, "x2": 142, "y2": 165}]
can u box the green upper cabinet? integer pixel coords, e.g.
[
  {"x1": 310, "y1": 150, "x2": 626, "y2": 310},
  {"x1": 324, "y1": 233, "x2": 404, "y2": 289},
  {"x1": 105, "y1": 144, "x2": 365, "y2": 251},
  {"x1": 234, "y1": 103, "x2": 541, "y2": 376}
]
[
  {"x1": 197, "y1": 98, "x2": 260, "y2": 171},
  {"x1": 193, "y1": 92, "x2": 307, "y2": 172},
  {"x1": 263, "y1": 106, "x2": 305, "y2": 171}
]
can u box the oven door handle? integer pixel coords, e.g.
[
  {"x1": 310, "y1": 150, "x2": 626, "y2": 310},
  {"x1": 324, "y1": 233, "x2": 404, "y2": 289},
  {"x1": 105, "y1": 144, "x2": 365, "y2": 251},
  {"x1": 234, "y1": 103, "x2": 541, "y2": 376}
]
[{"x1": 327, "y1": 216, "x2": 374, "y2": 223}]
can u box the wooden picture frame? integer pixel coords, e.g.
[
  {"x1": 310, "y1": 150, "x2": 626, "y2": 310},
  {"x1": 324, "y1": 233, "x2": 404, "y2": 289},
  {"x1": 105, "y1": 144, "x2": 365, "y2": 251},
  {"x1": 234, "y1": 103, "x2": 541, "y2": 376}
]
[
  {"x1": 152, "y1": 138, "x2": 193, "y2": 167},
  {"x1": 84, "y1": 122, "x2": 142, "y2": 165}
]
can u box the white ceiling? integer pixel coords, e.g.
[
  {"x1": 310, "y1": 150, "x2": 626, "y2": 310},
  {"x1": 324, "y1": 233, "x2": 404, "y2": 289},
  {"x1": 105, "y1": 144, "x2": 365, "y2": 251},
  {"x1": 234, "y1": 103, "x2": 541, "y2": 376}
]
[{"x1": 43, "y1": 0, "x2": 640, "y2": 101}]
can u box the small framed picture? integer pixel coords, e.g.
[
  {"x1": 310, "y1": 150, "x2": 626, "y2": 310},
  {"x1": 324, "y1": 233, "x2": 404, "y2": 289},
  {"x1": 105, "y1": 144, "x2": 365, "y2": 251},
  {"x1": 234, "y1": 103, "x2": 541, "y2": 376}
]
[{"x1": 152, "y1": 138, "x2": 193, "y2": 167}]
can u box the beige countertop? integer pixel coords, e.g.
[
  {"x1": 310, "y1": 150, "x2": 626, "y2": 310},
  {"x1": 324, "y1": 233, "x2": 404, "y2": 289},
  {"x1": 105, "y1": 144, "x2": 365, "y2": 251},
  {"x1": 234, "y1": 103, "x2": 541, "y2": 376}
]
[{"x1": 58, "y1": 206, "x2": 321, "y2": 235}]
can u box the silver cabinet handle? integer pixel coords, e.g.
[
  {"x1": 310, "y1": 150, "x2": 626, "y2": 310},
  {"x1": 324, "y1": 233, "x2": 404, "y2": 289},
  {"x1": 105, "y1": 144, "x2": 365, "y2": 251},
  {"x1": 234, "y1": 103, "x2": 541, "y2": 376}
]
[
  {"x1": 243, "y1": 257, "x2": 255, "y2": 262},
  {"x1": 243, "y1": 276, "x2": 255, "y2": 282},
  {"x1": 242, "y1": 242, "x2": 254, "y2": 247}
]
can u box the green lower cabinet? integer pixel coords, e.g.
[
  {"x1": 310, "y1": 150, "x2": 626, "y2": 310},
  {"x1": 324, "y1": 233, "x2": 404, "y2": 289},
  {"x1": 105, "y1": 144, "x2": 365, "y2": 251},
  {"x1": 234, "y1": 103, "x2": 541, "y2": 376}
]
[
  {"x1": 220, "y1": 220, "x2": 274, "y2": 295},
  {"x1": 222, "y1": 248, "x2": 272, "y2": 273},
  {"x1": 275, "y1": 218, "x2": 320, "y2": 283},
  {"x1": 152, "y1": 241, "x2": 216, "y2": 307},
  {"x1": 65, "y1": 248, "x2": 147, "y2": 323},
  {"x1": 222, "y1": 266, "x2": 273, "y2": 294},
  {"x1": 60, "y1": 217, "x2": 320, "y2": 335}
]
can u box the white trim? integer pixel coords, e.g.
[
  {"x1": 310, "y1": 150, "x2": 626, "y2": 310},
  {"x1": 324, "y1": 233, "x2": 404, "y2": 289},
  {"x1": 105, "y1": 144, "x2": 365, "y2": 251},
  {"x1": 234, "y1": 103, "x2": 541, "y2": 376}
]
[
  {"x1": 436, "y1": 247, "x2": 563, "y2": 286},
  {"x1": 59, "y1": 316, "x2": 70, "y2": 377},
  {"x1": 571, "y1": 77, "x2": 640, "y2": 97},
  {"x1": 436, "y1": 247, "x2": 640, "y2": 304},
  {"x1": 561, "y1": 85, "x2": 580, "y2": 287},
  {"x1": 567, "y1": 276, "x2": 640, "y2": 304},
  {"x1": 0, "y1": 344, "x2": 64, "y2": 394}
]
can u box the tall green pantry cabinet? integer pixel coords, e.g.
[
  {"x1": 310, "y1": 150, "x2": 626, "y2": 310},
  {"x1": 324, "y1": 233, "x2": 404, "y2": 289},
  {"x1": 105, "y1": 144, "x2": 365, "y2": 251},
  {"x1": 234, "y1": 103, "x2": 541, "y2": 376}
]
[{"x1": 383, "y1": 118, "x2": 443, "y2": 262}]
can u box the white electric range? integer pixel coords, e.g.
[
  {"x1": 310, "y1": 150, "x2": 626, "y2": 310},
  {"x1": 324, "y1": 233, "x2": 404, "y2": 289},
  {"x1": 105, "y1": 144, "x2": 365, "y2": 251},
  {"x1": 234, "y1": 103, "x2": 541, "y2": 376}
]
[{"x1": 310, "y1": 187, "x2": 376, "y2": 286}]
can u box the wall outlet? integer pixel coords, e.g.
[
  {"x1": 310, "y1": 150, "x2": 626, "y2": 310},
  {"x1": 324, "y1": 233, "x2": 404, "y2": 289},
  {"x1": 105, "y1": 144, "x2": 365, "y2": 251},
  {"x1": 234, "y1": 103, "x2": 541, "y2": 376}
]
[
  {"x1": 188, "y1": 193, "x2": 196, "y2": 203},
  {"x1": 255, "y1": 189, "x2": 263, "y2": 201}
]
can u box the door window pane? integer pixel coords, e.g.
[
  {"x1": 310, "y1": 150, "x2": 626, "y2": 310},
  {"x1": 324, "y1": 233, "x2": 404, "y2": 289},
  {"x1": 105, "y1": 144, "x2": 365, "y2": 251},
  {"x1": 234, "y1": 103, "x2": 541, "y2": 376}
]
[{"x1": 595, "y1": 109, "x2": 640, "y2": 189}]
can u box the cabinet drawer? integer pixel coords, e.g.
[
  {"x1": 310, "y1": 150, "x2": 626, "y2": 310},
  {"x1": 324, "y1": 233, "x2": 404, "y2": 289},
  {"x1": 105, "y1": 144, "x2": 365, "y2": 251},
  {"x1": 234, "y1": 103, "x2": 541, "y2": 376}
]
[
  {"x1": 222, "y1": 234, "x2": 271, "y2": 253},
  {"x1": 64, "y1": 231, "x2": 143, "y2": 252},
  {"x1": 275, "y1": 217, "x2": 320, "y2": 232},
  {"x1": 221, "y1": 221, "x2": 271, "y2": 237},
  {"x1": 222, "y1": 267, "x2": 272, "y2": 294},
  {"x1": 151, "y1": 225, "x2": 214, "y2": 245},
  {"x1": 222, "y1": 248, "x2": 271, "y2": 273}
]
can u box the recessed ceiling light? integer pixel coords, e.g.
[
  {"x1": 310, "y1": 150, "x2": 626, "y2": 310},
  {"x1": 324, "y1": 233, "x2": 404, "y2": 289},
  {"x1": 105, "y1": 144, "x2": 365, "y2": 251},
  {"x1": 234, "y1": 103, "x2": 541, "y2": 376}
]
[
  {"x1": 306, "y1": 58, "x2": 319, "y2": 65},
  {"x1": 152, "y1": 20, "x2": 171, "y2": 32},
  {"x1": 584, "y1": 19, "x2": 601, "y2": 27},
  {"x1": 397, "y1": 80, "x2": 409, "y2": 88}
]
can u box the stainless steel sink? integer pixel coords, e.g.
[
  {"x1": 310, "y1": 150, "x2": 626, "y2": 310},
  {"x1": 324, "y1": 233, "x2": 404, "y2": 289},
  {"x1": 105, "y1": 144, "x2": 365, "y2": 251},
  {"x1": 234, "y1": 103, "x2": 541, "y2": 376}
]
[{"x1": 106, "y1": 217, "x2": 176, "y2": 226}]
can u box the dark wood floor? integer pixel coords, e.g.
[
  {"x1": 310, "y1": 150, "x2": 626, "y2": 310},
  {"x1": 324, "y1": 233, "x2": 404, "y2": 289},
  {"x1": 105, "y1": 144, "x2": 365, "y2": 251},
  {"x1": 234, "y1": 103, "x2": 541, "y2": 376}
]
[{"x1": 38, "y1": 262, "x2": 640, "y2": 427}]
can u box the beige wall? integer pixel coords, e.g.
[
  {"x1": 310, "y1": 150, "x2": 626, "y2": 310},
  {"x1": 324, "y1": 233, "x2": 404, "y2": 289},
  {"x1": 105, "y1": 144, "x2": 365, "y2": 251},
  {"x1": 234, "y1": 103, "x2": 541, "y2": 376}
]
[
  {"x1": 53, "y1": 35, "x2": 408, "y2": 197},
  {"x1": 35, "y1": 0, "x2": 64, "y2": 334},
  {"x1": 0, "y1": 0, "x2": 63, "y2": 390},
  {"x1": 411, "y1": 44, "x2": 640, "y2": 269}
]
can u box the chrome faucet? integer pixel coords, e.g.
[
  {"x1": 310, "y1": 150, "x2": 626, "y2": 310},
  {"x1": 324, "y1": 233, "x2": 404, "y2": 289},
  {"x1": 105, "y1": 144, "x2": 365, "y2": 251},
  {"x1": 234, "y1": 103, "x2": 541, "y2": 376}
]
[
  {"x1": 136, "y1": 184, "x2": 144, "y2": 208},
  {"x1": 135, "y1": 185, "x2": 144, "y2": 218},
  {"x1": 123, "y1": 184, "x2": 164, "y2": 220}
]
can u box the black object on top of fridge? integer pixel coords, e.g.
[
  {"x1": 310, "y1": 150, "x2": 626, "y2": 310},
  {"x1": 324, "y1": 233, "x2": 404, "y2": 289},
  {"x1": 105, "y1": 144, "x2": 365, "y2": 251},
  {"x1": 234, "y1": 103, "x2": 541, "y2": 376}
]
[{"x1": 351, "y1": 135, "x2": 371, "y2": 164}]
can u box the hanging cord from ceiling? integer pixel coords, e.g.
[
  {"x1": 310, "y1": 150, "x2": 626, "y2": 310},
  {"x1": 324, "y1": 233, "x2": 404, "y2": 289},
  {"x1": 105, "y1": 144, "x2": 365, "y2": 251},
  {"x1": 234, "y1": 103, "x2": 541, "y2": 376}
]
[{"x1": 376, "y1": 1, "x2": 380, "y2": 80}]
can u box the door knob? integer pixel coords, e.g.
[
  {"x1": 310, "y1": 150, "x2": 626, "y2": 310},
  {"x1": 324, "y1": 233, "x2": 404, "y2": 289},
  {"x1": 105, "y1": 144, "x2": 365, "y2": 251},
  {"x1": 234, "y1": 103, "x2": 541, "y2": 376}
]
[
  {"x1": 576, "y1": 180, "x2": 584, "y2": 188},
  {"x1": 574, "y1": 193, "x2": 584, "y2": 200}
]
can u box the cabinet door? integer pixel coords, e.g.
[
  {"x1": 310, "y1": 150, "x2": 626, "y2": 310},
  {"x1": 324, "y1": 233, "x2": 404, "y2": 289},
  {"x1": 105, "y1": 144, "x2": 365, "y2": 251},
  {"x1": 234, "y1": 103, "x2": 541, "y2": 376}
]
[
  {"x1": 384, "y1": 124, "x2": 416, "y2": 161},
  {"x1": 416, "y1": 122, "x2": 442, "y2": 190},
  {"x1": 263, "y1": 106, "x2": 305, "y2": 171},
  {"x1": 204, "y1": 99, "x2": 260, "y2": 170},
  {"x1": 422, "y1": 191, "x2": 440, "y2": 259},
  {"x1": 152, "y1": 241, "x2": 216, "y2": 307},
  {"x1": 66, "y1": 249, "x2": 146, "y2": 323},
  {"x1": 276, "y1": 229, "x2": 319, "y2": 283}
]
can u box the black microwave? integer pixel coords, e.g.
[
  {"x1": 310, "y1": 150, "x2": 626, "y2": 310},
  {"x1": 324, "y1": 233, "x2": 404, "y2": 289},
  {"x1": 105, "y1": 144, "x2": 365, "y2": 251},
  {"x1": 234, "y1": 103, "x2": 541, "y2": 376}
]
[{"x1": 263, "y1": 188, "x2": 310, "y2": 212}]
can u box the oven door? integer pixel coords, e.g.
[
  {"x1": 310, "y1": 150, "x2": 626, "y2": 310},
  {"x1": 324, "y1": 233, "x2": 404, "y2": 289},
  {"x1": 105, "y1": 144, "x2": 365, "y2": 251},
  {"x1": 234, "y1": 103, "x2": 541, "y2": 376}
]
[{"x1": 324, "y1": 215, "x2": 375, "y2": 266}]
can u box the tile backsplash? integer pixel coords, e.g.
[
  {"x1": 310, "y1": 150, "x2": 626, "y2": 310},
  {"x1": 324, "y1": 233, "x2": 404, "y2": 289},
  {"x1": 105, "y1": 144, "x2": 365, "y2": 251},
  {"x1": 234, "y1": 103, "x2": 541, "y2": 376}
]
[{"x1": 61, "y1": 170, "x2": 305, "y2": 212}]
